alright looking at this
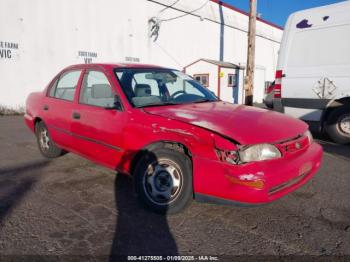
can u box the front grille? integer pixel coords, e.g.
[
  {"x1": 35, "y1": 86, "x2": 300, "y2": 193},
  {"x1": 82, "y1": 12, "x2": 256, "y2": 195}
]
[{"x1": 276, "y1": 135, "x2": 309, "y2": 155}]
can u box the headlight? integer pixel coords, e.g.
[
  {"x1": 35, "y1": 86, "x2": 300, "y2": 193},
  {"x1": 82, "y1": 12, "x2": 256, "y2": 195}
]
[
  {"x1": 239, "y1": 144, "x2": 281, "y2": 163},
  {"x1": 215, "y1": 149, "x2": 239, "y2": 164},
  {"x1": 304, "y1": 130, "x2": 313, "y2": 144}
]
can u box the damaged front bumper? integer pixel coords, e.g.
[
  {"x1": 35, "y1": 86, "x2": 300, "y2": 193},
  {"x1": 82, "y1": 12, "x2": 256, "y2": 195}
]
[{"x1": 192, "y1": 142, "x2": 323, "y2": 205}]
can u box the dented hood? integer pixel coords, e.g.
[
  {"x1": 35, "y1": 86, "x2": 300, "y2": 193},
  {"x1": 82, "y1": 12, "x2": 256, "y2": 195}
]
[{"x1": 143, "y1": 101, "x2": 308, "y2": 145}]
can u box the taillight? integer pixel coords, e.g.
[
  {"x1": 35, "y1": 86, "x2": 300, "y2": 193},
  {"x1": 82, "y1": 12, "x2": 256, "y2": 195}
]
[
  {"x1": 266, "y1": 85, "x2": 274, "y2": 94},
  {"x1": 274, "y1": 70, "x2": 283, "y2": 98}
]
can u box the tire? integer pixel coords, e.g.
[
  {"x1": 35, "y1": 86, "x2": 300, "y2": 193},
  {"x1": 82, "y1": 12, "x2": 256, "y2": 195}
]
[
  {"x1": 325, "y1": 106, "x2": 350, "y2": 144},
  {"x1": 264, "y1": 100, "x2": 273, "y2": 109},
  {"x1": 134, "y1": 147, "x2": 193, "y2": 214},
  {"x1": 35, "y1": 121, "x2": 65, "y2": 158}
]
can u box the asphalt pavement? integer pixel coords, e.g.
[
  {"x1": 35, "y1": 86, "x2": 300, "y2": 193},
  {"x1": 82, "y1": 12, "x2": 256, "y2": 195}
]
[{"x1": 0, "y1": 116, "x2": 349, "y2": 260}]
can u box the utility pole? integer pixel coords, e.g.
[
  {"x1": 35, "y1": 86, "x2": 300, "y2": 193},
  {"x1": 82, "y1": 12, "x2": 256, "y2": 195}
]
[{"x1": 244, "y1": 0, "x2": 257, "y2": 105}]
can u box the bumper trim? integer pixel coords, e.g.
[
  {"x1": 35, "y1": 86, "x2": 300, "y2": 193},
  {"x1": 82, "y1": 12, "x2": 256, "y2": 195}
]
[
  {"x1": 195, "y1": 193, "x2": 268, "y2": 208},
  {"x1": 268, "y1": 171, "x2": 309, "y2": 196}
]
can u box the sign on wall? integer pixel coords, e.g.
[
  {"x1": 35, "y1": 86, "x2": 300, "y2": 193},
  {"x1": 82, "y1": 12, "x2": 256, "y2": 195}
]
[
  {"x1": 78, "y1": 51, "x2": 98, "y2": 64},
  {"x1": 125, "y1": 56, "x2": 140, "y2": 62},
  {"x1": 0, "y1": 41, "x2": 19, "y2": 60}
]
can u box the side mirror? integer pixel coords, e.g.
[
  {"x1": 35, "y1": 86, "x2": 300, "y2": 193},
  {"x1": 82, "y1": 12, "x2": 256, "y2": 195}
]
[
  {"x1": 104, "y1": 95, "x2": 123, "y2": 111},
  {"x1": 113, "y1": 95, "x2": 123, "y2": 111}
]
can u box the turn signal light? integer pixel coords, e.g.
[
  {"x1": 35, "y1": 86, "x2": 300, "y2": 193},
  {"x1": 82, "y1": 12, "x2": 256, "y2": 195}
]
[{"x1": 225, "y1": 175, "x2": 265, "y2": 189}]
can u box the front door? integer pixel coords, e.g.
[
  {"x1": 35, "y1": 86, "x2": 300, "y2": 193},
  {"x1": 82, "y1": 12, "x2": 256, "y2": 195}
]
[{"x1": 70, "y1": 69, "x2": 126, "y2": 169}]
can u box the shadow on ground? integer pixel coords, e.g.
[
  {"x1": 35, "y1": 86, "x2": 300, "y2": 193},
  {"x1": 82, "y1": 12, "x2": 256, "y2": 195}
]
[
  {"x1": 312, "y1": 132, "x2": 350, "y2": 160},
  {"x1": 0, "y1": 160, "x2": 49, "y2": 223},
  {"x1": 109, "y1": 172, "x2": 178, "y2": 259}
]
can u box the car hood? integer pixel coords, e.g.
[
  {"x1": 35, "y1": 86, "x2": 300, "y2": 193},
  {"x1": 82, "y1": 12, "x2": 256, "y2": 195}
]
[{"x1": 143, "y1": 101, "x2": 308, "y2": 145}]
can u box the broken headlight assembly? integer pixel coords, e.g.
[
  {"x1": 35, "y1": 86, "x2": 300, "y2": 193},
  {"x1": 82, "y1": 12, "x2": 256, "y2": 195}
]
[{"x1": 214, "y1": 135, "x2": 281, "y2": 164}]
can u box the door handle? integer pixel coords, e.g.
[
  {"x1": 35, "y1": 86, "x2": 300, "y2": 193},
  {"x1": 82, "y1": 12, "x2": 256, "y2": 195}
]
[
  {"x1": 43, "y1": 105, "x2": 49, "y2": 111},
  {"x1": 72, "y1": 112, "x2": 81, "y2": 119}
]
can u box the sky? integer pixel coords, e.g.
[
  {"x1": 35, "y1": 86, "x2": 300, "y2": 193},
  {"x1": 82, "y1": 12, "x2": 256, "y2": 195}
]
[{"x1": 223, "y1": 0, "x2": 346, "y2": 27}]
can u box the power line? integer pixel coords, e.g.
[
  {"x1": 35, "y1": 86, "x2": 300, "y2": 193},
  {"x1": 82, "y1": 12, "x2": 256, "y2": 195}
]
[
  {"x1": 148, "y1": 0, "x2": 280, "y2": 44},
  {"x1": 153, "y1": 41, "x2": 184, "y2": 68},
  {"x1": 157, "y1": 0, "x2": 182, "y2": 15},
  {"x1": 160, "y1": 0, "x2": 209, "y2": 22},
  {"x1": 149, "y1": 0, "x2": 209, "y2": 41}
]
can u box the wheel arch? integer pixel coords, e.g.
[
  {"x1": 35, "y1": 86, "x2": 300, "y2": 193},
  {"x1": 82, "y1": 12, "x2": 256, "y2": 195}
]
[
  {"x1": 129, "y1": 140, "x2": 192, "y2": 176},
  {"x1": 34, "y1": 117, "x2": 43, "y2": 130},
  {"x1": 321, "y1": 96, "x2": 350, "y2": 129}
]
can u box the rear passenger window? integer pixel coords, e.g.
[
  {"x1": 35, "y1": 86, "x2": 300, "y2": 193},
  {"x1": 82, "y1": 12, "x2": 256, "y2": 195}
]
[
  {"x1": 48, "y1": 78, "x2": 58, "y2": 97},
  {"x1": 79, "y1": 70, "x2": 114, "y2": 108},
  {"x1": 50, "y1": 70, "x2": 81, "y2": 101}
]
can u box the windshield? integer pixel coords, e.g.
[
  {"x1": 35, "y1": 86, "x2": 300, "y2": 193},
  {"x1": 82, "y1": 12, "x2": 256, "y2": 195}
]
[{"x1": 114, "y1": 68, "x2": 218, "y2": 108}]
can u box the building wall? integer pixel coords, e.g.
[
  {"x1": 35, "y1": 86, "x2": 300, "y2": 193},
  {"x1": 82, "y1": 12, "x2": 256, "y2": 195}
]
[
  {"x1": 220, "y1": 67, "x2": 244, "y2": 104},
  {"x1": 0, "y1": 0, "x2": 283, "y2": 107},
  {"x1": 253, "y1": 66, "x2": 266, "y2": 103},
  {"x1": 184, "y1": 61, "x2": 245, "y2": 104}
]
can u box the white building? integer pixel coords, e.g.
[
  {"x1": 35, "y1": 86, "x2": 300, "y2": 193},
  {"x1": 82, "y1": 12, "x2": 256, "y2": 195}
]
[
  {"x1": 184, "y1": 59, "x2": 245, "y2": 104},
  {"x1": 0, "y1": 0, "x2": 283, "y2": 108}
]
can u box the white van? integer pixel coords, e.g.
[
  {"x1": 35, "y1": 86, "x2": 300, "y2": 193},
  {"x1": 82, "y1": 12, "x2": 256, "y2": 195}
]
[{"x1": 273, "y1": 1, "x2": 350, "y2": 144}]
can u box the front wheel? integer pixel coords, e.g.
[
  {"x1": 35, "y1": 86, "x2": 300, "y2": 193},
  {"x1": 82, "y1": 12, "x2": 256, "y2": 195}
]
[
  {"x1": 134, "y1": 147, "x2": 193, "y2": 214},
  {"x1": 325, "y1": 106, "x2": 350, "y2": 144},
  {"x1": 35, "y1": 121, "x2": 65, "y2": 158}
]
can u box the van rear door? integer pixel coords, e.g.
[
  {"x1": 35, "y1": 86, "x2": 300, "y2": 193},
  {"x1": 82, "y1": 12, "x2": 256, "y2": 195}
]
[{"x1": 275, "y1": 2, "x2": 350, "y2": 122}]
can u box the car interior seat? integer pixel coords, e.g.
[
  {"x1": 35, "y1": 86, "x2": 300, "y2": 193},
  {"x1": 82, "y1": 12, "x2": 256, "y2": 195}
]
[
  {"x1": 132, "y1": 84, "x2": 161, "y2": 107},
  {"x1": 87, "y1": 84, "x2": 114, "y2": 107}
]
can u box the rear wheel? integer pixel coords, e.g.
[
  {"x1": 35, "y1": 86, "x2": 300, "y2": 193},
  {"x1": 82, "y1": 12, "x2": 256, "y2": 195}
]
[
  {"x1": 325, "y1": 106, "x2": 350, "y2": 144},
  {"x1": 134, "y1": 147, "x2": 193, "y2": 214},
  {"x1": 35, "y1": 121, "x2": 65, "y2": 158}
]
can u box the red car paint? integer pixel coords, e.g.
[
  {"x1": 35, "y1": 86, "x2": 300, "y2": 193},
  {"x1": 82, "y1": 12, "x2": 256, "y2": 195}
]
[
  {"x1": 24, "y1": 63, "x2": 323, "y2": 205},
  {"x1": 143, "y1": 102, "x2": 307, "y2": 145}
]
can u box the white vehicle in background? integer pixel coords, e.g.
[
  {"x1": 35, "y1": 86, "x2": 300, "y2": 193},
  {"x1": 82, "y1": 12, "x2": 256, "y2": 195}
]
[
  {"x1": 273, "y1": 1, "x2": 350, "y2": 144},
  {"x1": 263, "y1": 81, "x2": 275, "y2": 108}
]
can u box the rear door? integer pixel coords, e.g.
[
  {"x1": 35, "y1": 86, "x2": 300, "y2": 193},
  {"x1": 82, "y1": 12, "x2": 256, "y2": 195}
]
[
  {"x1": 43, "y1": 69, "x2": 83, "y2": 149},
  {"x1": 70, "y1": 68, "x2": 127, "y2": 169}
]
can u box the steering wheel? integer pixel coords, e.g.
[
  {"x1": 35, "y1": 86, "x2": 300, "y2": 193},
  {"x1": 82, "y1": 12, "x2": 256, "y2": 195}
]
[{"x1": 170, "y1": 90, "x2": 186, "y2": 100}]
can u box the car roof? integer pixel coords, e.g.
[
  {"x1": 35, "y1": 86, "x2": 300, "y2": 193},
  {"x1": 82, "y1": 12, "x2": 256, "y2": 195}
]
[{"x1": 64, "y1": 63, "x2": 167, "y2": 71}]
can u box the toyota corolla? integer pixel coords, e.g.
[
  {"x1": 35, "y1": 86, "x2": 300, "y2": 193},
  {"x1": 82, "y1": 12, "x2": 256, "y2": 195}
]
[{"x1": 24, "y1": 63, "x2": 323, "y2": 213}]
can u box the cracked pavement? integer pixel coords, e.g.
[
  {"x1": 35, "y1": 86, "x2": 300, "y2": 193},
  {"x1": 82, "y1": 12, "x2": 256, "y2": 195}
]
[{"x1": 0, "y1": 116, "x2": 349, "y2": 259}]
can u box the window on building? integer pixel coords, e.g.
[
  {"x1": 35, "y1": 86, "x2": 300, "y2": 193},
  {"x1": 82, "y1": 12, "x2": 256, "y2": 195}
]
[
  {"x1": 228, "y1": 74, "x2": 236, "y2": 87},
  {"x1": 193, "y1": 74, "x2": 209, "y2": 87},
  {"x1": 49, "y1": 70, "x2": 82, "y2": 101}
]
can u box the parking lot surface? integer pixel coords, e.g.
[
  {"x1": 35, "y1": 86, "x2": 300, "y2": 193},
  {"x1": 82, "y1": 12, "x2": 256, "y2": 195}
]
[{"x1": 0, "y1": 116, "x2": 349, "y2": 259}]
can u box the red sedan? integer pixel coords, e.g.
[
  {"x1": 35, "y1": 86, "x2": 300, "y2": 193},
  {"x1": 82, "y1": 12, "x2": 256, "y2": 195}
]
[{"x1": 24, "y1": 63, "x2": 323, "y2": 213}]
